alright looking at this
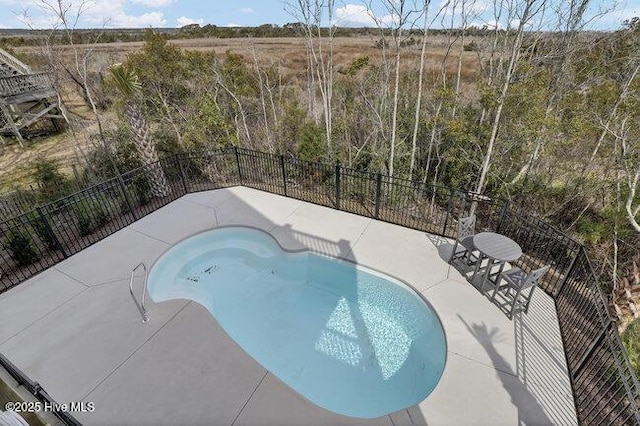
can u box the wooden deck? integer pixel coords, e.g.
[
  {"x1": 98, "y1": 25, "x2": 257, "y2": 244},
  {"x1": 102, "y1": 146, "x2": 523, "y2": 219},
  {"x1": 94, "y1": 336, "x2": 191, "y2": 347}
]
[{"x1": 0, "y1": 49, "x2": 66, "y2": 143}]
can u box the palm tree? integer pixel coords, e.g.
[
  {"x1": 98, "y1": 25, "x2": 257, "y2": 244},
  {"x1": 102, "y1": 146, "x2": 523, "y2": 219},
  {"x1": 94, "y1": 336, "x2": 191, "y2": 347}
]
[{"x1": 109, "y1": 64, "x2": 169, "y2": 197}]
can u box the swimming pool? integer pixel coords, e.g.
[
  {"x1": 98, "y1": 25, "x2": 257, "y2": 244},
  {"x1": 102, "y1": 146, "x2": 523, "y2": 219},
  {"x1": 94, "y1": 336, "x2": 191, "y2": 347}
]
[{"x1": 148, "y1": 226, "x2": 446, "y2": 418}]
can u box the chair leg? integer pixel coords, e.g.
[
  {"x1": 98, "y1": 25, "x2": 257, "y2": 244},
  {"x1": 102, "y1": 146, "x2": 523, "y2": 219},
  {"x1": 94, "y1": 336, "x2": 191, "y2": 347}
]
[
  {"x1": 491, "y1": 282, "x2": 500, "y2": 301},
  {"x1": 480, "y1": 259, "x2": 496, "y2": 294},
  {"x1": 473, "y1": 254, "x2": 486, "y2": 287},
  {"x1": 466, "y1": 249, "x2": 480, "y2": 266},
  {"x1": 524, "y1": 287, "x2": 536, "y2": 314},
  {"x1": 448, "y1": 241, "x2": 458, "y2": 264},
  {"x1": 490, "y1": 269, "x2": 504, "y2": 301}
]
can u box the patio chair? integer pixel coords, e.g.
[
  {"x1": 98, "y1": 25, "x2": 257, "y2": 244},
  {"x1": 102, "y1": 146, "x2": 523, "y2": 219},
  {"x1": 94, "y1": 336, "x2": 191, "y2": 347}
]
[
  {"x1": 448, "y1": 214, "x2": 478, "y2": 268},
  {"x1": 492, "y1": 265, "x2": 550, "y2": 319}
]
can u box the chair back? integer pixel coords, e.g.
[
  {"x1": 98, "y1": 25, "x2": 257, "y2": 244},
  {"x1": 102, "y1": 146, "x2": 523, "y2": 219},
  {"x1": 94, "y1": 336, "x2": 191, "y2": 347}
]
[
  {"x1": 522, "y1": 266, "x2": 550, "y2": 289},
  {"x1": 456, "y1": 215, "x2": 476, "y2": 242}
]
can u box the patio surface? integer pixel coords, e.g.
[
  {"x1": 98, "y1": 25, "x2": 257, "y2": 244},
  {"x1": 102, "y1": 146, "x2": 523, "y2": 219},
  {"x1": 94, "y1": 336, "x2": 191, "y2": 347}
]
[{"x1": 0, "y1": 187, "x2": 577, "y2": 425}]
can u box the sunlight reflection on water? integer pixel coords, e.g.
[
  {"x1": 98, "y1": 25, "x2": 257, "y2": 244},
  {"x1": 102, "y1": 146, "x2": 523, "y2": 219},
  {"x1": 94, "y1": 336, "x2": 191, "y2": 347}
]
[{"x1": 315, "y1": 297, "x2": 411, "y2": 380}]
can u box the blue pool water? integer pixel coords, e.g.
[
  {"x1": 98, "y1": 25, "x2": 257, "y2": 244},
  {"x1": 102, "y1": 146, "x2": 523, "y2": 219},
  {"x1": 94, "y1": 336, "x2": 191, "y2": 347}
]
[{"x1": 148, "y1": 227, "x2": 446, "y2": 418}]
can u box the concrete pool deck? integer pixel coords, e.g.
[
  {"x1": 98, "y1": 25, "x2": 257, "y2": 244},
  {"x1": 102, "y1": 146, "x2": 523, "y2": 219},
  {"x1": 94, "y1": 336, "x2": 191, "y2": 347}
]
[{"x1": 0, "y1": 187, "x2": 577, "y2": 425}]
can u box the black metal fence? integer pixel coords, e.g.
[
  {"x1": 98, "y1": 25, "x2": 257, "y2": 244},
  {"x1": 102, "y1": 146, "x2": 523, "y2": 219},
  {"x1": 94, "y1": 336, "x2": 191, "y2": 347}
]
[
  {"x1": 0, "y1": 156, "x2": 187, "y2": 291},
  {"x1": 0, "y1": 187, "x2": 39, "y2": 219},
  {"x1": 0, "y1": 167, "x2": 97, "y2": 220},
  {"x1": 0, "y1": 146, "x2": 638, "y2": 425}
]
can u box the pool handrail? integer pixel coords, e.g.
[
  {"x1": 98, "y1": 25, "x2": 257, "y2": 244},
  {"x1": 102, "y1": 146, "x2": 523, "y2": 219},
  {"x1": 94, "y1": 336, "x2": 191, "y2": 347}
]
[{"x1": 129, "y1": 262, "x2": 149, "y2": 323}]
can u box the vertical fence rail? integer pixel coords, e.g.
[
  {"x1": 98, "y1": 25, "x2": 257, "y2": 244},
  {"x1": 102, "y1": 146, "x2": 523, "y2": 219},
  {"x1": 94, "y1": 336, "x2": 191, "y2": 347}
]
[
  {"x1": 556, "y1": 247, "x2": 640, "y2": 425},
  {"x1": 374, "y1": 173, "x2": 382, "y2": 219},
  {"x1": 35, "y1": 206, "x2": 67, "y2": 258},
  {"x1": 280, "y1": 155, "x2": 287, "y2": 197},
  {"x1": 177, "y1": 154, "x2": 189, "y2": 194},
  {"x1": 117, "y1": 174, "x2": 137, "y2": 220},
  {"x1": 234, "y1": 146, "x2": 243, "y2": 185},
  {"x1": 335, "y1": 163, "x2": 341, "y2": 210},
  {"x1": 0, "y1": 148, "x2": 638, "y2": 425}
]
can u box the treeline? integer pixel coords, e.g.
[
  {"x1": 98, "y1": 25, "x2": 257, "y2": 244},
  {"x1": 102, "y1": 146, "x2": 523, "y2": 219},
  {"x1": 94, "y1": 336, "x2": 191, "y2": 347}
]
[{"x1": 1, "y1": 24, "x2": 516, "y2": 47}]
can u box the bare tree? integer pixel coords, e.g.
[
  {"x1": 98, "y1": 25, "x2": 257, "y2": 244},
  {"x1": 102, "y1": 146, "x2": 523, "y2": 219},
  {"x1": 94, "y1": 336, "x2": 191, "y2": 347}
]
[
  {"x1": 18, "y1": 0, "x2": 114, "y2": 174},
  {"x1": 473, "y1": 0, "x2": 548, "y2": 201},
  {"x1": 612, "y1": 105, "x2": 640, "y2": 233},
  {"x1": 212, "y1": 65, "x2": 253, "y2": 146},
  {"x1": 622, "y1": 145, "x2": 640, "y2": 234},
  {"x1": 511, "y1": 0, "x2": 622, "y2": 185},
  {"x1": 451, "y1": 0, "x2": 483, "y2": 118},
  {"x1": 409, "y1": 0, "x2": 435, "y2": 180},
  {"x1": 34, "y1": 0, "x2": 109, "y2": 146},
  {"x1": 287, "y1": 0, "x2": 336, "y2": 157},
  {"x1": 371, "y1": 0, "x2": 424, "y2": 177},
  {"x1": 422, "y1": 0, "x2": 458, "y2": 185},
  {"x1": 585, "y1": 63, "x2": 639, "y2": 173},
  {"x1": 251, "y1": 43, "x2": 275, "y2": 150}
]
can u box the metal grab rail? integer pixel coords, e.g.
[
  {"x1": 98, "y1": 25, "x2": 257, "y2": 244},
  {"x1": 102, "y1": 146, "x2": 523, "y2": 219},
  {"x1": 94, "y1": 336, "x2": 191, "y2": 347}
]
[{"x1": 129, "y1": 262, "x2": 149, "y2": 323}]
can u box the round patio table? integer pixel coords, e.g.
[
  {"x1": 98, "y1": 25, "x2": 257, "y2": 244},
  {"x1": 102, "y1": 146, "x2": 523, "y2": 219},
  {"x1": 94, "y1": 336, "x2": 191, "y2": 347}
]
[{"x1": 472, "y1": 232, "x2": 522, "y2": 295}]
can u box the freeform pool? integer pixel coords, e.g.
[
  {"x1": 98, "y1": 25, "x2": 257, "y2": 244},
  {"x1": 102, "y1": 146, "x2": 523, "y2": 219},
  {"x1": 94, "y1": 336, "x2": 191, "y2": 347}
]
[{"x1": 148, "y1": 227, "x2": 446, "y2": 418}]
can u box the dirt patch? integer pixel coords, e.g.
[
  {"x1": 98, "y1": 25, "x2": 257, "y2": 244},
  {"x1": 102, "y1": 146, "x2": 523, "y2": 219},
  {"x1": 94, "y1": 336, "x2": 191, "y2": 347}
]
[{"x1": 0, "y1": 115, "x2": 103, "y2": 192}]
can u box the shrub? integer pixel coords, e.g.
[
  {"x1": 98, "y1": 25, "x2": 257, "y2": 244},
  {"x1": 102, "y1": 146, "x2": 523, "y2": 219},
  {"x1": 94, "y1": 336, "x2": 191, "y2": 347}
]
[
  {"x1": 74, "y1": 197, "x2": 110, "y2": 236},
  {"x1": 32, "y1": 215, "x2": 59, "y2": 250},
  {"x1": 31, "y1": 158, "x2": 69, "y2": 202},
  {"x1": 86, "y1": 126, "x2": 143, "y2": 179},
  {"x1": 344, "y1": 56, "x2": 369, "y2": 77},
  {"x1": 132, "y1": 174, "x2": 152, "y2": 205},
  {"x1": 115, "y1": 192, "x2": 134, "y2": 215},
  {"x1": 463, "y1": 41, "x2": 480, "y2": 52},
  {"x1": 279, "y1": 100, "x2": 307, "y2": 153},
  {"x1": 577, "y1": 217, "x2": 606, "y2": 245},
  {"x1": 296, "y1": 123, "x2": 326, "y2": 163},
  {"x1": 4, "y1": 230, "x2": 39, "y2": 266},
  {"x1": 182, "y1": 95, "x2": 237, "y2": 151},
  {"x1": 622, "y1": 318, "x2": 640, "y2": 378},
  {"x1": 375, "y1": 38, "x2": 389, "y2": 49}
]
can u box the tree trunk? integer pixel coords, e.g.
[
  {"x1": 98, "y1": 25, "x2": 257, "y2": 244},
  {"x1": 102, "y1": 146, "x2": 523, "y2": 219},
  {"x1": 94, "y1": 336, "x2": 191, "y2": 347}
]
[
  {"x1": 389, "y1": 27, "x2": 403, "y2": 178},
  {"x1": 473, "y1": 1, "x2": 537, "y2": 201},
  {"x1": 125, "y1": 102, "x2": 169, "y2": 197},
  {"x1": 409, "y1": 4, "x2": 431, "y2": 181}
]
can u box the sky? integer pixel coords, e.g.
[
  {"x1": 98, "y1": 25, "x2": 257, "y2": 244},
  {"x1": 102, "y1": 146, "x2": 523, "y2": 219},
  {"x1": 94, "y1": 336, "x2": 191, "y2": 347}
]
[{"x1": 0, "y1": 0, "x2": 637, "y2": 31}]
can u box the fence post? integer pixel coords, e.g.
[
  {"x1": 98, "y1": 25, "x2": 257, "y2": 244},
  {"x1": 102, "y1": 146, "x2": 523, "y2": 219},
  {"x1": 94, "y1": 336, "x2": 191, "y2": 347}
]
[
  {"x1": 554, "y1": 246, "x2": 582, "y2": 298},
  {"x1": 280, "y1": 155, "x2": 287, "y2": 197},
  {"x1": 234, "y1": 146, "x2": 243, "y2": 185},
  {"x1": 176, "y1": 154, "x2": 189, "y2": 194},
  {"x1": 117, "y1": 175, "x2": 138, "y2": 220},
  {"x1": 36, "y1": 206, "x2": 67, "y2": 258},
  {"x1": 374, "y1": 173, "x2": 382, "y2": 219},
  {"x1": 443, "y1": 189, "x2": 455, "y2": 236},
  {"x1": 496, "y1": 199, "x2": 510, "y2": 234},
  {"x1": 572, "y1": 319, "x2": 614, "y2": 379},
  {"x1": 335, "y1": 163, "x2": 341, "y2": 210}
]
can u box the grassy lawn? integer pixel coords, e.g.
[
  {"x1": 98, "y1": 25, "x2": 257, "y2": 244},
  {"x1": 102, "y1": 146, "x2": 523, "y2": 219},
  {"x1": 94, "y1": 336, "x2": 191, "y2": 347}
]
[{"x1": 0, "y1": 118, "x2": 98, "y2": 193}]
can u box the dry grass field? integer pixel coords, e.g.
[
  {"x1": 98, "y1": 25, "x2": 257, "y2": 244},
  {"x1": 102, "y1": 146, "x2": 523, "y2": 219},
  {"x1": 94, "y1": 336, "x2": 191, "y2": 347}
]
[
  {"x1": 1, "y1": 35, "x2": 480, "y2": 191},
  {"x1": 14, "y1": 35, "x2": 481, "y2": 79}
]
